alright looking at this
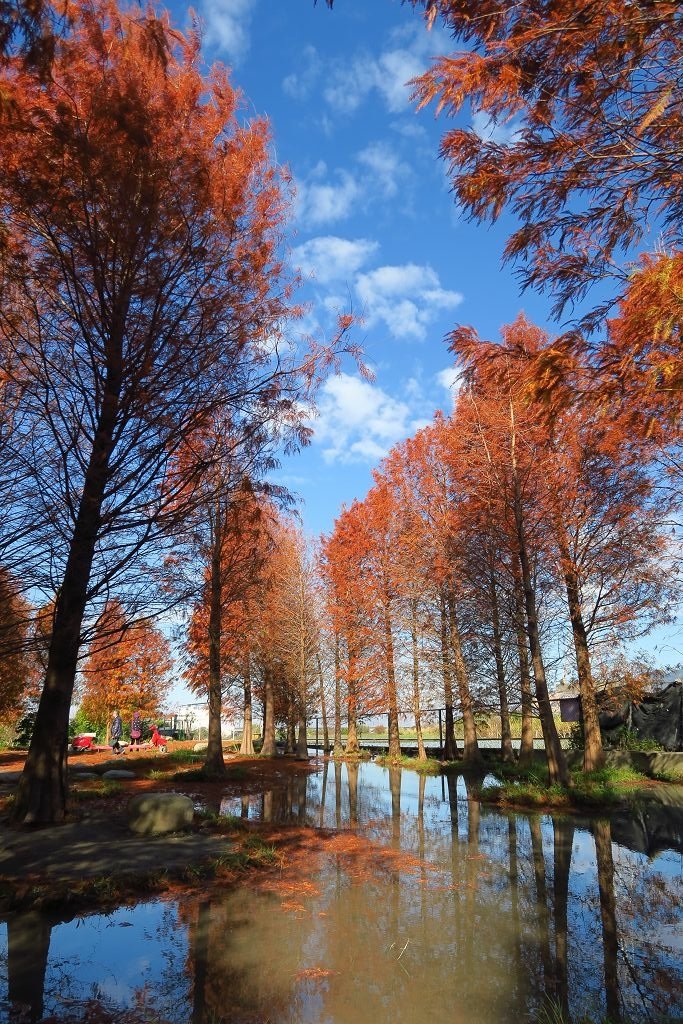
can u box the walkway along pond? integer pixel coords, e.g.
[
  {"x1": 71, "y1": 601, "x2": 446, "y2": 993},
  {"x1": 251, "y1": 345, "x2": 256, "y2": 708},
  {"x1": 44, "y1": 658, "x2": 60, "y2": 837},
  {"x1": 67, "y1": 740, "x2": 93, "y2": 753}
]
[{"x1": 1, "y1": 759, "x2": 681, "y2": 1023}]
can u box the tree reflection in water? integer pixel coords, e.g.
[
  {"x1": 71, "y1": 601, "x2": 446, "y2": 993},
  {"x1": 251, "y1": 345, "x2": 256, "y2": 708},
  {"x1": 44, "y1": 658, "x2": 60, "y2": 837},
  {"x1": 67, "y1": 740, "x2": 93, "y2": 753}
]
[{"x1": 1, "y1": 763, "x2": 681, "y2": 1023}]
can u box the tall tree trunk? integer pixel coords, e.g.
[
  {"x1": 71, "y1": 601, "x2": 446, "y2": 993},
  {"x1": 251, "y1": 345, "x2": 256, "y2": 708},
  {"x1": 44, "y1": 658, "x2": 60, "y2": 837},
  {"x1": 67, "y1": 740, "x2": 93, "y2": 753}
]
[
  {"x1": 446, "y1": 586, "x2": 481, "y2": 764},
  {"x1": 333, "y1": 632, "x2": 343, "y2": 755},
  {"x1": 260, "y1": 666, "x2": 277, "y2": 757},
  {"x1": 560, "y1": 550, "x2": 604, "y2": 771},
  {"x1": 296, "y1": 713, "x2": 308, "y2": 759},
  {"x1": 515, "y1": 525, "x2": 569, "y2": 785},
  {"x1": 14, "y1": 367, "x2": 122, "y2": 824},
  {"x1": 509, "y1": 401, "x2": 569, "y2": 786},
  {"x1": 410, "y1": 598, "x2": 426, "y2": 760},
  {"x1": 285, "y1": 693, "x2": 296, "y2": 755},
  {"x1": 296, "y1": 626, "x2": 309, "y2": 759},
  {"x1": 489, "y1": 565, "x2": 514, "y2": 762},
  {"x1": 383, "y1": 597, "x2": 401, "y2": 760},
  {"x1": 439, "y1": 588, "x2": 457, "y2": 760},
  {"x1": 317, "y1": 653, "x2": 330, "y2": 752},
  {"x1": 205, "y1": 519, "x2": 226, "y2": 776},
  {"x1": 345, "y1": 640, "x2": 361, "y2": 754},
  {"x1": 513, "y1": 568, "x2": 535, "y2": 766},
  {"x1": 239, "y1": 651, "x2": 254, "y2": 757}
]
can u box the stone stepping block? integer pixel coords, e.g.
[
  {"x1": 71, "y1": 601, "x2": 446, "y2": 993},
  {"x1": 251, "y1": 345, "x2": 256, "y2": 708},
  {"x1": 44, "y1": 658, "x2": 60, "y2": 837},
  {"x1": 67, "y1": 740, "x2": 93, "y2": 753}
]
[
  {"x1": 128, "y1": 793, "x2": 194, "y2": 834},
  {"x1": 102, "y1": 769, "x2": 137, "y2": 780},
  {"x1": 0, "y1": 771, "x2": 23, "y2": 785},
  {"x1": 71, "y1": 772, "x2": 100, "y2": 780}
]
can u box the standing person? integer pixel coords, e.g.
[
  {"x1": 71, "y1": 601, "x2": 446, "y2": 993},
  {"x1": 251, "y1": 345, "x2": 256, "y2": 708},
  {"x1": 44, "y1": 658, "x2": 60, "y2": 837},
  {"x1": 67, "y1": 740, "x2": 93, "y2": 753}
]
[
  {"x1": 111, "y1": 710, "x2": 123, "y2": 755},
  {"x1": 130, "y1": 710, "x2": 142, "y2": 749}
]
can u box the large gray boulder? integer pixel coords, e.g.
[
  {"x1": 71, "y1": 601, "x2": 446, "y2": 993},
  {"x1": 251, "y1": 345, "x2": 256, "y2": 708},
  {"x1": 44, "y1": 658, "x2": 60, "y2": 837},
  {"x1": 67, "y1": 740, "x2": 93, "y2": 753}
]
[{"x1": 128, "y1": 793, "x2": 194, "y2": 834}]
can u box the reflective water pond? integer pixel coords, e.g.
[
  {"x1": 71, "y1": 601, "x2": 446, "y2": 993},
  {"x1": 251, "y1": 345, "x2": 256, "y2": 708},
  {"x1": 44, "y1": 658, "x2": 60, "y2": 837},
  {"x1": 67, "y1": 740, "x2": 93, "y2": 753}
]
[{"x1": 1, "y1": 760, "x2": 682, "y2": 1024}]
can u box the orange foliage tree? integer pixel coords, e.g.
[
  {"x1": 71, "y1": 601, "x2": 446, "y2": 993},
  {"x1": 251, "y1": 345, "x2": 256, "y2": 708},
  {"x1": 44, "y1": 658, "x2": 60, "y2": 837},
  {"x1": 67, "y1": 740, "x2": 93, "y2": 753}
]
[
  {"x1": 80, "y1": 600, "x2": 172, "y2": 738},
  {"x1": 1, "y1": 0, "x2": 303, "y2": 823}
]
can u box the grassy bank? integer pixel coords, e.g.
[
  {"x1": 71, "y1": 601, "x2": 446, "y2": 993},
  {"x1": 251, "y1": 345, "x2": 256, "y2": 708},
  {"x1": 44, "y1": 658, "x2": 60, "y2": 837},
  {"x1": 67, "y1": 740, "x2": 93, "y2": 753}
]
[
  {"x1": 477, "y1": 760, "x2": 655, "y2": 810},
  {"x1": 374, "y1": 754, "x2": 442, "y2": 774}
]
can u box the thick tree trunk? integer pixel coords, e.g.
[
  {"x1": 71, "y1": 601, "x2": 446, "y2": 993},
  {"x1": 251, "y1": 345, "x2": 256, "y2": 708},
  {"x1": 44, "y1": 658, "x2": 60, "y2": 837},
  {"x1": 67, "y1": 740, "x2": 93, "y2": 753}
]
[
  {"x1": 562, "y1": 558, "x2": 605, "y2": 771},
  {"x1": 260, "y1": 666, "x2": 277, "y2": 757},
  {"x1": 333, "y1": 633, "x2": 343, "y2": 755},
  {"x1": 344, "y1": 641, "x2": 361, "y2": 754},
  {"x1": 439, "y1": 588, "x2": 457, "y2": 760},
  {"x1": 13, "y1": 370, "x2": 121, "y2": 824},
  {"x1": 239, "y1": 653, "x2": 254, "y2": 757},
  {"x1": 446, "y1": 586, "x2": 481, "y2": 764},
  {"x1": 410, "y1": 599, "x2": 426, "y2": 760},
  {"x1": 295, "y1": 629, "x2": 309, "y2": 759},
  {"x1": 295, "y1": 713, "x2": 308, "y2": 759},
  {"x1": 514, "y1": 508, "x2": 569, "y2": 785},
  {"x1": 513, "y1": 568, "x2": 535, "y2": 766},
  {"x1": 317, "y1": 653, "x2": 330, "y2": 752},
  {"x1": 383, "y1": 598, "x2": 401, "y2": 760},
  {"x1": 489, "y1": 567, "x2": 514, "y2": 762},
  {"x1": 205, "y1": 521, "x2": 226, "y2": 777}
]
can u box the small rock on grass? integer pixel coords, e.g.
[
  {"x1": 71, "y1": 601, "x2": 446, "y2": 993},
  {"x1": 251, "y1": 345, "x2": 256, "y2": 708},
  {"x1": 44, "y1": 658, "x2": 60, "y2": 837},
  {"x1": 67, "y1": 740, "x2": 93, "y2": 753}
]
[{"x1": 102, "y1": 769, "x2": 136, "y2": 780}]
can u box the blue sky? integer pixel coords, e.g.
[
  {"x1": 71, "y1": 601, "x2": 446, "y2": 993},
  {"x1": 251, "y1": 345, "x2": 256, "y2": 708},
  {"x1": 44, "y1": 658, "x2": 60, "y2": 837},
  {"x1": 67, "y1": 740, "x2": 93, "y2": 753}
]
[{"x1": 164, "y1": 0, "x2": 557, "y2": 538}]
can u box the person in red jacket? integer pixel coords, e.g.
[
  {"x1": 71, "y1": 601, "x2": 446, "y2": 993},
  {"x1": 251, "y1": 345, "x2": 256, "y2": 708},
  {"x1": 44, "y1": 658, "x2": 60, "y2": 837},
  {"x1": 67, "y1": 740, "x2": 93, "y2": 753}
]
[{"x1": 150, "y1": 724, "x2": 167, "y2": 753}]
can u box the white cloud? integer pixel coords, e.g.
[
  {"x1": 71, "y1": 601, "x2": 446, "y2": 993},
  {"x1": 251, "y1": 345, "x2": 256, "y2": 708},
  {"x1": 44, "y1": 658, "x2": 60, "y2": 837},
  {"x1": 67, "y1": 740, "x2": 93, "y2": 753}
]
[
  {"x1": 292, "y1": 236, "x2": 379, "y2": 285},
  {"x1": 355, "y1": 264, "x2": 463, "y2": 341},
  {"x1": 314, "y1": 373, "x2": 421, "y2": 465},
  {"x1": 202, "y1": 0, "x2": 257, "y2": 63},
  {"x1": 295, "y1": 163, "x2": 361, "y2": 227},
  {"x1": 436, "y1": 366, "x2": 463, "y2": 405}
]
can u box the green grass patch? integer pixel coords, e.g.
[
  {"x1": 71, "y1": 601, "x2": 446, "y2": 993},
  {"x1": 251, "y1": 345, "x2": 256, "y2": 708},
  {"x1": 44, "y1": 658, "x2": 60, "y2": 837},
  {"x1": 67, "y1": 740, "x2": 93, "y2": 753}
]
[
  {"x1": 168, "y1": 749, "x2": 204, "y2": 764},
  {"x1": 72, "y1": 780, "x2": 123, "y2": 801},
  {"x1": 478, "y1": 761, "x2": 649, "y2": 810},
  {"x1": 375, "y1": 754, "x2": 441, "y2": 774}
]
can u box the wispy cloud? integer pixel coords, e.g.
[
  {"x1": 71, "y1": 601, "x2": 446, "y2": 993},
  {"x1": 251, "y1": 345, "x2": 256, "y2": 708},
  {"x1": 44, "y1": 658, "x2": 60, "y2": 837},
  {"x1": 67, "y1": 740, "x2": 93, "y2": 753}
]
[
  {"x1": 282, "y1": 45, "x2": 322, "y2": 100},
  {"x1": 202, "y1": 0, "x2": 257, "y2": 63},
  {"x1": 294, "y1": 142, "x2": 411, "y2": 228},
  {"x1": 283, "y1": 22, "x2": 450, "y2": 118},
  {"x1": 292, "y1": 236, "x2": 379, "y2": 286}
]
